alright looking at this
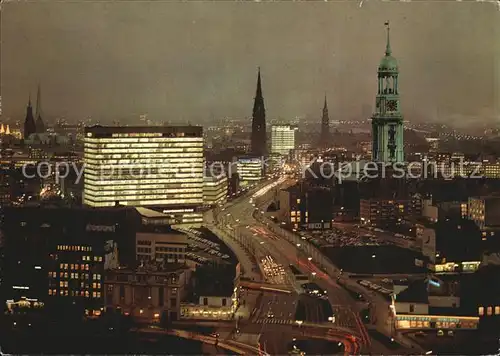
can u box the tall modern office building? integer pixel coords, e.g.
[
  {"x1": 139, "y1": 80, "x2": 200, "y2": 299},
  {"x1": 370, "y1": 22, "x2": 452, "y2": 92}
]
[
  {"x1": 83, "y1": 126, "x2": 204, "y2": 225},
  {"x1": 271, "y1": 125, "x2": 297, "y2": 156},
  {"x1": 371, "y1": 22, "x2": 404, "y2": 163},
  {"x1": 251, "y1": 68, "x2": 267, "y2": 157},
  {"x1": 319, "y1": 96, "x2": 330, "y2": 148}
]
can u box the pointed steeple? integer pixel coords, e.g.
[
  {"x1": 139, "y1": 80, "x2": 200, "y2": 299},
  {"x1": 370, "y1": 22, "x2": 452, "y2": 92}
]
[
  {"x1": 255, "y1": 67, "x2": 263, "y2": 99},
  {"x1": 251, "y1": 67, "x2": 267, "y2": 157},
  {"x1": 35, "y1": 84, "x2": 45, "y2": 133},
  {"x1": 384, "y1": 21, "x2": 391, "y2": 56},
  {"x1": 36, "y1": 83, "x2": 41, "y2": 119},
  {"x1": 320, "y1": 94, "x2": 330, "y2": 148},
  {"x1": 24, "y1": 94, "x2": 36, "y2": 139}
]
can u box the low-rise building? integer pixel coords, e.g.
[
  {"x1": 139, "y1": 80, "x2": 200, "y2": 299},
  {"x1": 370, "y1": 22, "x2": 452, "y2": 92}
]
[
  {"x1": 136, "y1": 227, "x2": 188, "y2": 265},
  {"x1": 360, "y1": 195, "x2": 422, "y2": 227},
  {"x1": 468, "y1": 196, "x2": 500, "y2": 238},
  {"x1": 237, "y1": 156, "x2": 262, "y2": 184},
  {"x1": 203, "y1": 174, "x2": 228, "y2": 207},
  {"x1": 104, "y1": 263, "x2": 190, "y2": 323},
  {"x1": 279, "y1": 182, "x2": 334, "y2": 230}
]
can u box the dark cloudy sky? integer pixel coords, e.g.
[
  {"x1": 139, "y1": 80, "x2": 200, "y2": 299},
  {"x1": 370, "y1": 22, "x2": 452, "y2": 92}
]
[{"x1": 2, "y1": 1, "x2": 499, "y2": 125}]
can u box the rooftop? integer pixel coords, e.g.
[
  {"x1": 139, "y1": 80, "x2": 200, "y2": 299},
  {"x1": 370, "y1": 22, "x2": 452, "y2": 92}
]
[
  {"x1": 85, "y1": 125, "x2": 202, "y2": 136},
  {"x1": 394, "y1": 279, "x2": 428, "y2": 304}
]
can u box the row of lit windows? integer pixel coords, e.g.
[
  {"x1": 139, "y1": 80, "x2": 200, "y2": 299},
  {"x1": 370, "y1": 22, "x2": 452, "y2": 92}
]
[
  {"x1": 85, "y1": 137, "x2": 203, "y2": 143},
  {"x1": 84, "y1": 192, "x2": 202, "y2": 200},
  {"x1": 55, "y1": 272, "x2": 89, "y2": 279},
  {"x1": 60, "y1": 263, "x2": 90, "y2": 270},
  {"x1": 49, "y1": 289, "x2": 103, "y2": 298},
  {"x1": 85, "y1": 149, "x2": 203, "y2": 156},
  {"x1": 479, "y1": 306, "x2": 500, "y2": 316},
  {"x1": 59, "y1": 280, "x2": 100, "y2": 289},
  {"x1": 57, "y1": 245, "x2": 92, "y2": 252},
  {"x1": 85, "y1": 173, "x2": 203, "y2": 181},
  {"x1": 84, "y1": 177, "x2": 203, "y2": 185},
  {"x1": 84, "y1": 142, "x2": 203, "y2": 149},
  {"x1": 83, "y1": 197, "x2": 203, "y2": 204},
  {"x1": 85, "y1": 188, "x2": 202, "y2": 195},
  {"x1": 84, "y1": 162, "x2": 204, "y2": 170}
]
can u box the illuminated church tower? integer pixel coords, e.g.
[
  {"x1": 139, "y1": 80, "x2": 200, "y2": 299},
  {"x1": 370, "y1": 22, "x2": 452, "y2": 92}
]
[{"x1": 371, "y1": 22, "x2": 404, "y2": 163}]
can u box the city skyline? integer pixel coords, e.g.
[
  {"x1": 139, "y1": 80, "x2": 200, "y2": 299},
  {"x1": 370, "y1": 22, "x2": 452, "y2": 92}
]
[{"x1": 2, "y1": 2, "x2": 500, "y2": 125}]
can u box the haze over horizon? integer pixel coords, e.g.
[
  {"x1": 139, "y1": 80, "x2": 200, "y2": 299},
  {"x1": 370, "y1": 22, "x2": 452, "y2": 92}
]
[{"x1": 2, "y1": 1, "x2": 499, "y2": 126}]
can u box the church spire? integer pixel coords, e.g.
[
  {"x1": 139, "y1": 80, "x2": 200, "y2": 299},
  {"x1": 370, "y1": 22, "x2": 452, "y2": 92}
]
[
  {"x1": 36, "y1": 83, "x2": 41, "y2": 119},
  {"x1": 384, "y1": 21, "x2": 392, "y2": 56},
  {"x1": 256, "y1": 67, "x2": 263, "y2": 99},
  {"x1": 35, "y1": 84, "x2": 45, "y2": 133},
  {"x1": 24, "y1": 94, "x2": 36, "y2": 139},
  {"x1": 320, "y1": 93, "x2": 330, "y2": 148},
  {"x1": 251, "y1": 67, "x2": 267, "y2": 157}
]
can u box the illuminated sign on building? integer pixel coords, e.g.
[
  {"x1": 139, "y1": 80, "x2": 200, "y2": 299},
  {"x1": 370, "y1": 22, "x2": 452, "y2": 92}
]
[{"x1": 86, "y1": 224, "x2": 116, "y2": 233}]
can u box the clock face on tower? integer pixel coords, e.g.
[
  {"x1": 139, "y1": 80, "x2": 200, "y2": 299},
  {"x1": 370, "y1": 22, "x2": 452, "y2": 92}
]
[{"x1": 386, "y1": 100, "x2": 397, "y2": 112}]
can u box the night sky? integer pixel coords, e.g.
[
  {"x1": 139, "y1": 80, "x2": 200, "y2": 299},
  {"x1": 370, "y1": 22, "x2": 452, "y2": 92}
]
[{"x1": 2, "y1": 1, "x2": 499, "y2": 125}]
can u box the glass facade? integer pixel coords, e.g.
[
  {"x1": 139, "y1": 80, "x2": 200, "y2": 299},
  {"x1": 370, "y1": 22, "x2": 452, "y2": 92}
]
[
  {"x1": 271, "y1": 125, "x2": 297, "y2": 156},
  {"x1": 237, "y1": 157, "x2": 263, "y2": 182},
  {"x1": 84, "y1": 127, "x2": 204, "y2": 208},
  {"x1": 203, "y1": 175, "x2": 228, "y2": 206}
]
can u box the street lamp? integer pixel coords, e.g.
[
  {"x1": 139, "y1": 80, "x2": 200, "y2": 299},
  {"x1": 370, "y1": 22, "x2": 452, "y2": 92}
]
[{"x1": 307, "y1": 257, "x2": 312, "y2": 261}]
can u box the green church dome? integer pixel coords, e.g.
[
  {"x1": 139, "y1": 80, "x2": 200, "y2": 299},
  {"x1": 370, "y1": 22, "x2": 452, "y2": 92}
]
[{"x1": 379, "y1": 55, "x2": 398, "y2": 71}]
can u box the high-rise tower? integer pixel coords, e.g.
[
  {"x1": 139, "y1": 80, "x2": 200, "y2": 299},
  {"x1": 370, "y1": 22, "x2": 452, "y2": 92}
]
[
  {"x1": 371, "y1": 22, "x2": 404, "y2": 163},
  {"x1": 320, "y1": 95, "x2": 330, "y2": 148},
  {"x1": 35, "y1": 84, "x2": 45, "y2": 133},
  {"x1": 23, "y1": 95, "x2": 36, "y2": 139},
  {"x1": 251, "y1": 68, "x2": 267, "y2": 157}
]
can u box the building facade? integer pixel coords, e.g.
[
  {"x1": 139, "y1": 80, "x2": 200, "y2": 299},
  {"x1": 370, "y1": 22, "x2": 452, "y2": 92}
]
[
  {"x1": 104, "y1": 264, "x2": 190, "y2": 323},
  {"x1": 360, "y1": 196, "x2": 422, "y2": 227},
  {"x1": 371, "y1": 23, "x2": 404, "y2": 163},
  {"x1": 468, "y1": 196, "x2": 500, "y2": 233},
  {"x1": 203, "y1": 174, "x2": 228, "y2": 207},
  {"x1": 83, "y1": 126, "x2": 204, "y2": 223},
  {"x1": 271, "y1": 125, "x2": 297, "y2": 156},
  {"x1": 1, "y1": 206, "x2": 138, "y2": 317},
  {"x1": 136, "y1": 229, "x2": 188, "y2": 265},
  {"x1": 237, "y1": 156, "x2": 262, "y2": 184},
  {"x1": 279, "y1": 183, "x2": 334, "y2": 230}
]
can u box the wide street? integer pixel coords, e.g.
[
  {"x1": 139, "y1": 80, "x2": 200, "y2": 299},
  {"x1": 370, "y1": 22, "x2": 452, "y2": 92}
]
[{"x1": 216, "y1": 178, "x2": 370, "y2": 354}]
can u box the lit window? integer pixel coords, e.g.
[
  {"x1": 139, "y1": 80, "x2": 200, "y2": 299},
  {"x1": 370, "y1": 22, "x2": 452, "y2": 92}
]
[
  {"x1": 487, "y1": 306, "x2": 493, "y2": 316},
  {"x1": 496, "y1": 306, "x2": 500, "y2": 315},
  {"x1": 291, "y1": 217, "x2": 296, "y2": 223},
  {"x1": 48, "y1": 289, "x2": 53, "y2": 295},
  {"x1": 297, "y1": 199, "x2": 301, "y2": 204},
  {"x1": 291, "y1": 211, "x2": 296, "y2": 216}
]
